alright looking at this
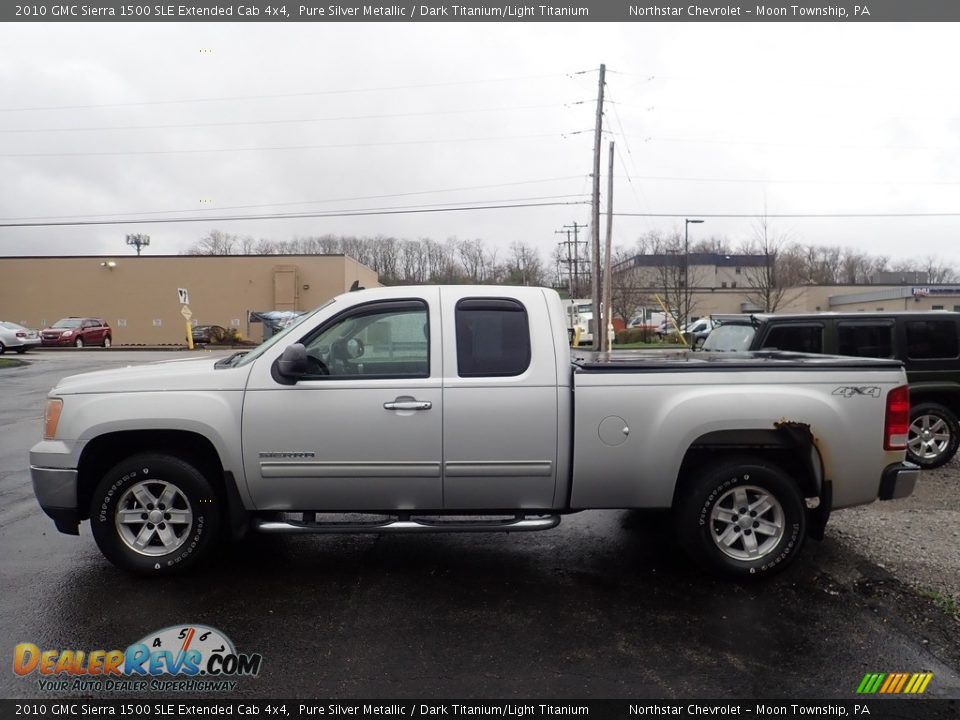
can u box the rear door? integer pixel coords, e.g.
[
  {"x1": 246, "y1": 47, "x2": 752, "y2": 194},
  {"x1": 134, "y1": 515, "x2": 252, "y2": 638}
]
[{"x1": 440, "y1": 290, "x2": 560, "y2": 510}]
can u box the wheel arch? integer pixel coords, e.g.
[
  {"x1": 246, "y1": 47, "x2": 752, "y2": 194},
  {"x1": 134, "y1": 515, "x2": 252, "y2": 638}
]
[
  {"x1": 672, "y1": 426, "x2": 824, "y2": 508},
  {"x1": 77, "y1": 430, "x2": 227, "y2": 522},
  {"x1": 907, "y1": 386, "x2": 960, "y2": 416}
]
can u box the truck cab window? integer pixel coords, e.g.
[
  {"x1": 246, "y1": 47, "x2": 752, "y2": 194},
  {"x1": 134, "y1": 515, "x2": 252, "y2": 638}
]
[{"x1": 455, "y1": 298, "x2": 531, "y2": 377}]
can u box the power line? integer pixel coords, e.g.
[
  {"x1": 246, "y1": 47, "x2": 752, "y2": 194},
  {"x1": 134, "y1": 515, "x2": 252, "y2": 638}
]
[
  {"x1": 0, "y1": 102, "x2": 577, "y2": 134},
  {"x1": 0, "y1": 200, "x2": 590, "y2": 229},
  {"x1": 0, "y1": 73, "x2": 569, "y2": 113},
  {"x1": 613, "y1": 211, "x2": 960, "y2": 219},
  {"x1": 0, "y1": 132, "x2": 568, "y2": 158},
  {"x1": 623, "y1": 174, "x2": 960, "y2": 186},
  {"x1": 0, "y1": 175, "x2": 589, "y2": 222}
]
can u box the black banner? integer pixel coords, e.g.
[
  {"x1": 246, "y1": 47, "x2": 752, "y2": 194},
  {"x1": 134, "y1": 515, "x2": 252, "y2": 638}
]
[
  {"x1": 5, "y1": 0, "x2": 960, "y2": 23},
  {"x1": 1, "y1": 700, "x2": 959, "y2": 720}
]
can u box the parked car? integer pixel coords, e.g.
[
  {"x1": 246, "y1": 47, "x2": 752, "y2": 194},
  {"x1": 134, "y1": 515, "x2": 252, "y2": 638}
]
[
  {"x1": 189, "y1": 325, "x2": 228, "y2": 345},
  {"x1": 41, "y1": 318, "x2": 112, "y2": 348},
  {"x1": 703, "y1": 311, "x2": 960, "y2": 469},
  {"x1": 31, "y1": 286, "x2": 916, "y2": 578},
  {"x1": 0, "y1": 321, "x2": 41, "y2": 354}
]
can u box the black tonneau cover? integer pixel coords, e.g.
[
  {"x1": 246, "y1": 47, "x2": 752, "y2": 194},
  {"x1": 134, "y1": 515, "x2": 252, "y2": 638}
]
[{"x1": 571, "y1": 349, "x2": 904, "y2": 373}]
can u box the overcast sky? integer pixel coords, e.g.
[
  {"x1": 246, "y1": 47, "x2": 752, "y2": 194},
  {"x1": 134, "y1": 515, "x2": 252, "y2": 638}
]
[{"x1": 1, "y1": 22, "x2": 959, "y2": 268}]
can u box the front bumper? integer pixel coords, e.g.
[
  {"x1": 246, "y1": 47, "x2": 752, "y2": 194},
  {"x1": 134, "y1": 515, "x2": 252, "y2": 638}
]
[
  {"x1": 30, "y1": 465, "x2": 80, "y2": 535},
  {"x1": 878, "y1": 461, "x2": 920, "y2": 501}
]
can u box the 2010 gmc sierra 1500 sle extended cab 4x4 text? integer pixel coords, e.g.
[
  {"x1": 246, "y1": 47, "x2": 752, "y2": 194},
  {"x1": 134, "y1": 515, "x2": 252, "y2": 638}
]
[{"x1": 30, "y1": 286, "x2": 919, "y2": 578}]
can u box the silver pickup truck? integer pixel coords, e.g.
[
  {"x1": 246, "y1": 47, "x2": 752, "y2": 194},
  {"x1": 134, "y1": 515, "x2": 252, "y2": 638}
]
[{"x1": 30, "y1": 285, "x2": 918, "y2": 578}]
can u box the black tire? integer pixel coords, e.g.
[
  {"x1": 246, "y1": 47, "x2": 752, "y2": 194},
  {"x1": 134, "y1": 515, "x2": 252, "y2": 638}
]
[
  {"x1": 89, "y1": 453, "x2": 223, "y2": 575},
  {"x1": 103, "y1": 335, "x2": 112, "y2": 348},
  {"x1": 75, "y1": 337, "x2": 84, "y2": 348},
  {"x1": 674, "y1": 457, "x2": 807, "y2": 579},
  {"x1": 907, "y1": 402, "x2": 960, "y2": 470},
  {"x1": 0, "y1": 342, "x2": 5, "y2": 355}
]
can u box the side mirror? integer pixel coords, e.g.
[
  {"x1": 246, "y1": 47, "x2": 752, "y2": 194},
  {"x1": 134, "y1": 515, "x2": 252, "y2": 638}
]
[{"x1": 276, "y1": 343, "x2": 309, "y2": 378}]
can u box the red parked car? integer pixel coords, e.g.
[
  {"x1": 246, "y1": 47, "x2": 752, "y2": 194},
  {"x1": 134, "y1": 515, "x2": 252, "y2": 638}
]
[{"x1": 41, "y1": 317, "x2": 112, "y2": 348}]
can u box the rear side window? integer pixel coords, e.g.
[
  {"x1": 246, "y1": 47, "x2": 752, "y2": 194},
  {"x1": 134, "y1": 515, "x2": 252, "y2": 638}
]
[
  {"x1": 906, "y1": 319, "x2": 959, "y2": 359},
  {"x1": 455, "y1": 298, "x2": 531, "y2": 377},
  {"x1": 761, "y1": 324, "x2": 823, "y2": 353},
  {"x1": 837, "y1": 323, "x2": 894, "y2": 358}
]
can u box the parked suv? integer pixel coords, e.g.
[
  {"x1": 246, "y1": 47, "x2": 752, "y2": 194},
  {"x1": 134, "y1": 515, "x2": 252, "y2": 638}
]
[
  {"x1": 703, "y1": 311, "x2": 960, "y2": 469},
  {"x1": 41, "y1": 318, "x2": 112, "y2": 348}
]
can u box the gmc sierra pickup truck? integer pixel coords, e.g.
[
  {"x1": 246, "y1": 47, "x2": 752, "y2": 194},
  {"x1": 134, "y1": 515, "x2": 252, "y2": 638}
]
[{"x1": 30, "y1": 286, "x2": 918, "y2": 578}]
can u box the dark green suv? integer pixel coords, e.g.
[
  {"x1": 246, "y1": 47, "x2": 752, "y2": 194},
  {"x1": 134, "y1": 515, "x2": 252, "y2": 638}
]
[{"x1": 703, "y1": 312, "x2": 960, "y2": 469}]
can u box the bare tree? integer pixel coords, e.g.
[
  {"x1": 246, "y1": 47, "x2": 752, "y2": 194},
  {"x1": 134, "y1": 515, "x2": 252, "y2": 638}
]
[
  {"x1": 185, "y1": 229, "x2": 240, "y2": 255},
  {"x1": 608, "y1": 246, "x2": 652, "y2": 325},
  {"x1": 739, "y1": 218, "x2": 804, "y2": 312},
  {"x1": 503, "y1": 241, "x2": 546, "y2": 286}
]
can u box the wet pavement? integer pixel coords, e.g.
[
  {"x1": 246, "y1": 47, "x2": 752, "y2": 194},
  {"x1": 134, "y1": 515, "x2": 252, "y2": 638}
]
[{"x1": 2, "y1": 352, "x2": 959, "y2": 700}]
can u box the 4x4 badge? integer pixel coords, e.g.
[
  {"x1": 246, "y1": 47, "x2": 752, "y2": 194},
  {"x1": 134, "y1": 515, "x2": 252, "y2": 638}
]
[{"x1": 833, "y1": 386, "x2": 881, "y2": 398}]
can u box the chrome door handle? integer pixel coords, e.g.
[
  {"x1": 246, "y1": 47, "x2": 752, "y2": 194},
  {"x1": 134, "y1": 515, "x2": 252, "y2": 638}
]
[{"x1": 383, "y1": 400, "x2": 432, "y2": 411}]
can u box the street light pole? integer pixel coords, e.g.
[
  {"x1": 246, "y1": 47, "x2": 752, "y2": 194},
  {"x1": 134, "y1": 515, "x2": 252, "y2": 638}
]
[{"x1": 684, "y1": 219, "x2": 704, "y2": 325}]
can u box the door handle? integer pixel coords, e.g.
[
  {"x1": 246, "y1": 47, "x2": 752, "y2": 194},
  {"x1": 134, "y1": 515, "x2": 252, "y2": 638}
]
[{"x1": 383, "y1": 399, "x2": 432, "y2": 411}]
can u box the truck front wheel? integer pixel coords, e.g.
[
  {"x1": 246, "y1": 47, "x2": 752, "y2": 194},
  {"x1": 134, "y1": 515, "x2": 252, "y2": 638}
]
[
  {"x1": 675, "y1": 458, "x2": 806, "y2": 578},
  {"x1": 90, "y1": 453, "x2": 222, "y2": 575}
]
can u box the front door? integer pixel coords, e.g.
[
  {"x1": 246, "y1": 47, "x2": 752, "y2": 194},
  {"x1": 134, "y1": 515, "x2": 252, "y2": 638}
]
[{"x1": 242, "y1": 291, "x2": 443, "y2": 511}]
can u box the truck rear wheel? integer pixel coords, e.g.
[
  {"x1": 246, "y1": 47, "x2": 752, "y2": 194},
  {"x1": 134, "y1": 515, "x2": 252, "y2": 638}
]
[
  {"x1": 907, "y1": 403, "x2": 959, "y2": 470},
  {"x1": 89, "y1": 453, "x2": 222, "y2": 575},
  {"x1": 675, "y1": 457, "x2": 806, "y2": 578}
]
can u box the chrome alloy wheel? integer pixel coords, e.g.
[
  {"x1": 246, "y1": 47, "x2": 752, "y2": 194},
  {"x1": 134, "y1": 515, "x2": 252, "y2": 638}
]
[
  {"x1": 709, "y1": 484, "x2": 785, "y2": 561},
  {"x1": 115, "y1": 480, "x2": 194, "y2": 557},
  {"x1": 908, "y1": 414, "x2": 951, "y2": 461}
]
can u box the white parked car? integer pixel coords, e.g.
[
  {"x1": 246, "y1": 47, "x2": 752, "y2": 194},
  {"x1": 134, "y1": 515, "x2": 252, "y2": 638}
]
[{"x1": 0, "y1": 321, "x2": 41, "y2": 354}]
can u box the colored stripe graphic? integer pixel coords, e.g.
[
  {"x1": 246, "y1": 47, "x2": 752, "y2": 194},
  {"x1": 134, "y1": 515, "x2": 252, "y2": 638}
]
[{"x1": 857, "y1": 672, "x2": 932, "y2": 694}]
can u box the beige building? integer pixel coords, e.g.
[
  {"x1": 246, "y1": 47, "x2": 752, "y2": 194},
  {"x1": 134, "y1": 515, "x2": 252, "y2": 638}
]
[
  {"x1": 0, "y1": 254, "x2": 379, "y2": 345},
  {"x1": 614, "y1": 252, "x2": 960, "y2": 320}
]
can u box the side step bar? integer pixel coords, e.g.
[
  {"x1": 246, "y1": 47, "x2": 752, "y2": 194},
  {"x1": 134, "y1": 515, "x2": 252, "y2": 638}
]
[{"x1": 254, "y1": 514, "x2": 561, "y2": 534}]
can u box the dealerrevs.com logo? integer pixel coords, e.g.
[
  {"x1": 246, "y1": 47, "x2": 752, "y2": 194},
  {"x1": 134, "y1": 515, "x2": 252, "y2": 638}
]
[{"x1": 13, "y1": 624, "x2": 262, "y2": 692}]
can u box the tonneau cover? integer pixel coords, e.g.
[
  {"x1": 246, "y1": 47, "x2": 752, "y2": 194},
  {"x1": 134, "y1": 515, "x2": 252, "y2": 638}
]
[{"x1": 571, "y1": 349, "x2": 904, "y2": 372}]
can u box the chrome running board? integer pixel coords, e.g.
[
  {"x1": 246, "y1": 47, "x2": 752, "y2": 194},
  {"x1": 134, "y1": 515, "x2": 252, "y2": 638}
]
[{"x1": 253, "y1": 514, "x2": 561, "y2": 534}]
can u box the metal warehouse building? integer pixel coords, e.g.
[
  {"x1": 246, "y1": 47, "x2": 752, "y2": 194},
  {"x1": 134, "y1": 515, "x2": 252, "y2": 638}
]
[{"x1": 0, "y1": 254, "x2": 379, "y2": 345}]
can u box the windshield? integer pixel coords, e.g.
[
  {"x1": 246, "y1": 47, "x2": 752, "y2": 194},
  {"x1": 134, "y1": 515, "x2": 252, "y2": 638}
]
[
  {"x1": 1, "y1": 322, "x2": 24, "y2": 330},
  {"x1": 702, "y1": 323, "x2": 757, "y2": 352},
  {"x1": 52, "y1": 318, "x2": 82, "y2": 329},
  {"x1": 231, "y1": 300, "x2": 334, "y2": 368}
]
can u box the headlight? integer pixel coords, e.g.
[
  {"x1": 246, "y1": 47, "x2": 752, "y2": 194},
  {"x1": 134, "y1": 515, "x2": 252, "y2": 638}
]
[
  {"x1": 44, "y1": 398, "x2": 63, "y2": 440},
  {"x1": 62, "y1": 331, "x2": 73, "y2": 337}
]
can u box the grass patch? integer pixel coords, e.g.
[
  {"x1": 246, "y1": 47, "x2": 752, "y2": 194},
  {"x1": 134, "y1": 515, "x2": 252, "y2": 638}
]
[
  {"x1": 0, "y1": 358, "x2": 27, "y2": 369},
  {"x1": 918, "y1": 588, "x2": 960, "y2": 618}
]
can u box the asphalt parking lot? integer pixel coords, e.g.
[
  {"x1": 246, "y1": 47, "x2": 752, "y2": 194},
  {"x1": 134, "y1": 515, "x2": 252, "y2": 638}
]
[{"x1": 1, "y1": 351, "x2": 959, "y2": 701}]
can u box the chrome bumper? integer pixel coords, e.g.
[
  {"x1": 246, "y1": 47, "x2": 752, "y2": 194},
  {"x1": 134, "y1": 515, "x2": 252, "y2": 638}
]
[{"x1": 878, "y1": 461, "x2": 920, "y2": 501}]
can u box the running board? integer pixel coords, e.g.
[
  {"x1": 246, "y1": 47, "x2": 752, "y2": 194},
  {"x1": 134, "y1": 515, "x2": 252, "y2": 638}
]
[{"x1": 253, "y1": 514, "x2": 561, "y2": 534}]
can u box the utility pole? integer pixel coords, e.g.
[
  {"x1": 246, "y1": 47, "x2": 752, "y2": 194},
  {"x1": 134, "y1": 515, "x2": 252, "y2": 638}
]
[
  {"x1": 602, "y1": 140, "x2": 614, "y2": 352},
  {"x1": 559, "y1": 222, "x2": 586, "y2": 297},
  {"x1": 555, "y1": 229, "x2": 574, "y2": 296},
  {"x1": 590, "y1": 63, "x2": 606, "y2": 350}
]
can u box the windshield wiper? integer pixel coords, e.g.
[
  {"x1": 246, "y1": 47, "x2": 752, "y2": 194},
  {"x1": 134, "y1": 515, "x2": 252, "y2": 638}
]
[{"x1": 215, "y1": 351, "x2": 249, "y2": 369}]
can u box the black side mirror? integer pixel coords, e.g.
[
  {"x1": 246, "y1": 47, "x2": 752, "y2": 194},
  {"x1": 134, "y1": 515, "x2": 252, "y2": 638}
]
[{"x1": 276, "y1": 343, "x2": 309, "y2": 379}]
